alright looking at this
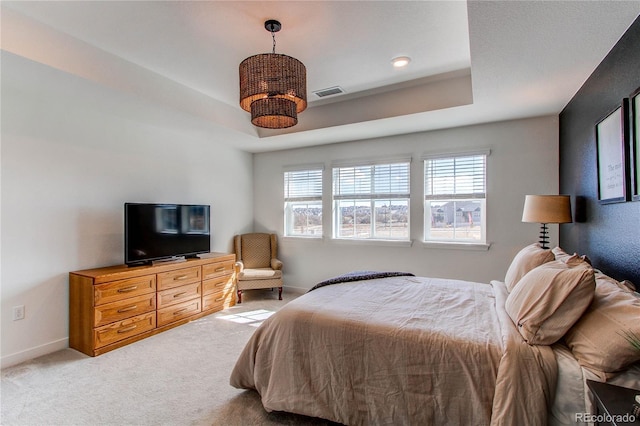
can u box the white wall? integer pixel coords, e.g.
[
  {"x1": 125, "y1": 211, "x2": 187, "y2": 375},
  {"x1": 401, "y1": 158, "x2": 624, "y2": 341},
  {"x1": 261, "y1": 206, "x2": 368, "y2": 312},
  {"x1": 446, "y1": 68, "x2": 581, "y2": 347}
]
[
  {"x1": 0, "y1": 50, "x2": 560, "y2": 367},
  {"x1": 253, "y1": 115, "x2": 559, "y2": 291},
  {"x1": 1, "y1": 53, "x2": 254, "y2": 367}
]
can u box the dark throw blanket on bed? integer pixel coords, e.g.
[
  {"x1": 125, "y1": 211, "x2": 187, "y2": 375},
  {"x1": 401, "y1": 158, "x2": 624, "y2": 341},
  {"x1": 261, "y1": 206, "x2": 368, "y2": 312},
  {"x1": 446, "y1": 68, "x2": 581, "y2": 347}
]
[{"x1": 308, "y1": 270, "x2": 415, "y2": 292}]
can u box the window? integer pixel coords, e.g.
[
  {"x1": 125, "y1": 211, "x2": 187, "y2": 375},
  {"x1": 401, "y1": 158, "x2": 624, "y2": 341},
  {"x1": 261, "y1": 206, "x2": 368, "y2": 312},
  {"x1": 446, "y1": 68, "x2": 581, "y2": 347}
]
[
  {"x1": 284, "y1": 167, "x2": 323, "y2": 237},
  {"x1": 333, "y1": 160, "x2": 410, "y2": 241},
  {"x1": 424, "y1": 152, "x2": 487, "y2": 244}
]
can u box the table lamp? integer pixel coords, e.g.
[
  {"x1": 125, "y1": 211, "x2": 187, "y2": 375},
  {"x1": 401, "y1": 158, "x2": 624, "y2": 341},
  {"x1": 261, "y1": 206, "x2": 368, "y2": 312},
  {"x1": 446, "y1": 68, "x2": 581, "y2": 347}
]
[{"x1": 522, "y1": 195, "x2": 572, "y2": 249}]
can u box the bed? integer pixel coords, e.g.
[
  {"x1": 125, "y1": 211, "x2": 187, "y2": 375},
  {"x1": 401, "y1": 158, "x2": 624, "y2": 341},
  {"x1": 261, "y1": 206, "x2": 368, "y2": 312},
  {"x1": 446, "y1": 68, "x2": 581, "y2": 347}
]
[{"x1": 230, "y1": 246, "x2": 640, "y2": 425}]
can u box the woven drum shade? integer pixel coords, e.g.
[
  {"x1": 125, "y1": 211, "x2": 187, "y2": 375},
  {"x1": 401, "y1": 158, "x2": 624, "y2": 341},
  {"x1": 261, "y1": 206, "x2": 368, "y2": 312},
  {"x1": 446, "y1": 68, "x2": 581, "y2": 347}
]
[
  {"x1": 239, "y1": 53, "x2": 307, "y2": 129},
  {"x1": 250, "y1": 98, "x2": 297, "y2": 128}
]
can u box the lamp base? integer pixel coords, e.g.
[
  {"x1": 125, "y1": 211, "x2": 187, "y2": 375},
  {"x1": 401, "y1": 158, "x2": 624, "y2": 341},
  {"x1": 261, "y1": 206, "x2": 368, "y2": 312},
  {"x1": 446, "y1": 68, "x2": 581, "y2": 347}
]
[{"x1": 539, "y1": 223, "x2": 549, "y2": 249}]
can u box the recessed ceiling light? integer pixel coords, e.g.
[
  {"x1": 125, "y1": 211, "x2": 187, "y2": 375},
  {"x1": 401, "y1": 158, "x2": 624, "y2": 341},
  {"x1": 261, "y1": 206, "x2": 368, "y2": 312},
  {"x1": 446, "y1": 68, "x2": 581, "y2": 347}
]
[{"x1": 391, "y1": 56, "x2": 411, "y2": 68}]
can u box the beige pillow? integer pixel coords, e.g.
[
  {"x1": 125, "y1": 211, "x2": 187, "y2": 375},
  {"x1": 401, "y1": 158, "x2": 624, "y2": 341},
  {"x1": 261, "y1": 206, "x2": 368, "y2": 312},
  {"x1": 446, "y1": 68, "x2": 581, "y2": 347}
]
[
  {"x1": 621, "y1": 280, "x2": 636, "y2": 292},
  {"x1": 562, "y1": 253, "x2": 593, "y2": 270},
  {"x1": 593, "y1": 269, "x2": 637, "y2": 293},
  {"x1": 504, "y1": 244, "x2": 554, "y2": 292},
  {"x1": 564, "y1": 275, "x2": 640, "y2": 380},
  {"x1": 505, "y1": 260, "x2": 595, "y2": 345},
  {"x1": 552, "y1": 246, "x2": 592, "y2": 265},
  {"x1": 551, "y1": 246, "x2": 573, "y2": 262}
]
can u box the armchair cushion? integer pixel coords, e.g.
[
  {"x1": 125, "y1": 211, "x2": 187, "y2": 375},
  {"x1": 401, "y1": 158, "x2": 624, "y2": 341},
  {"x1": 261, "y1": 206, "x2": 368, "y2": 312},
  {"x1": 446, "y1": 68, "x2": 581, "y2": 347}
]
[
  {"x1": 239, "y1": 268, "x2": 283, "y2": 281},
  {"x1": 239, "y1": 233, "x2": 272, "y2": 269}
]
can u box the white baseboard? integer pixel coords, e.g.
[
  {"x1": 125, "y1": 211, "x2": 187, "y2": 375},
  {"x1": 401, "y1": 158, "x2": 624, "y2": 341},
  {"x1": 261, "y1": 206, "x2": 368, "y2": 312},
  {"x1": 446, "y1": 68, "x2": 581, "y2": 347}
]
[
  {"x1": 1, "y1": 338, "x2": 68, "y2": 369},
  {"x1": 284, "y1": 285, "x2": 309, "y2": 295}
]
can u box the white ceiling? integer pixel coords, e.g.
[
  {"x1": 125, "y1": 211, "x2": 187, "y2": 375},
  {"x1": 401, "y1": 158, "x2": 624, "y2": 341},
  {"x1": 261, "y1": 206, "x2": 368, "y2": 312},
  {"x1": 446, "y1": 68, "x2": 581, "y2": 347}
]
[{"x1": 2, "y1": 1, "x2": 640, "y2": 153}]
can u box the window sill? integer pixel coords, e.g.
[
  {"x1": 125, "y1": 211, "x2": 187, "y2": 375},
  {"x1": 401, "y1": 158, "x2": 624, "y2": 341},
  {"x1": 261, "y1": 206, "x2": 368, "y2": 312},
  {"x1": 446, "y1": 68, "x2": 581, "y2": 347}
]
[
  {"x1": 282, "y1": 236, "x2": 325, "y2": 243},
  {"x1": 421, "y1": 241, "x2": 491, "y2": 251},
  {"x1": 331, "y1": 238, "x2": 413, "y2": 248}
]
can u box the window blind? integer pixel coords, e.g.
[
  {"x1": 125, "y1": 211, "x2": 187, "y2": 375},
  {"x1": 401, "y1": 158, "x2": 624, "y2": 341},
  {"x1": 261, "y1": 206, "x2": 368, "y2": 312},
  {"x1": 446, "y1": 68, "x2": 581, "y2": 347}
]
[
  {"x1": 424, "y1": 155, "x2": 486, "y2": 200},
  {"x1": 284, "y1": 169, "x2": 323, "y2": 202},
  {"x1": 333, "y1": 162, "x2": 410, "y2": 200}
]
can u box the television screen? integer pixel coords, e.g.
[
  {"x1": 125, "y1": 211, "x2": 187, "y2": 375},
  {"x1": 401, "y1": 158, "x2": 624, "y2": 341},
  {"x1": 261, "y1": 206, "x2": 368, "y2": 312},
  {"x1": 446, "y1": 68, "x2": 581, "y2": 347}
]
[{"x1": 125, "y1": 203, "x2": 211, "y2": 265}]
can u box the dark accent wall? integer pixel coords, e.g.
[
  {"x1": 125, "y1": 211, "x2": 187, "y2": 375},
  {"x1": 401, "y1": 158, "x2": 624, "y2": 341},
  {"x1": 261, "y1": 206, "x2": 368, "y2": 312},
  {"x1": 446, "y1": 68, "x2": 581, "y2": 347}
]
[{"x1": 559, "y1": 15, "x2": 640, "y2": 285}]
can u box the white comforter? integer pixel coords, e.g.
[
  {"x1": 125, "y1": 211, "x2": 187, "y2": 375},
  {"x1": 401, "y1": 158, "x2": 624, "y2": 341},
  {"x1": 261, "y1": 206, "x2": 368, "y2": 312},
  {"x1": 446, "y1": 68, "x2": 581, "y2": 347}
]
[{"x1": 230, "y1": 276, "x2": 557, "y2": 425}]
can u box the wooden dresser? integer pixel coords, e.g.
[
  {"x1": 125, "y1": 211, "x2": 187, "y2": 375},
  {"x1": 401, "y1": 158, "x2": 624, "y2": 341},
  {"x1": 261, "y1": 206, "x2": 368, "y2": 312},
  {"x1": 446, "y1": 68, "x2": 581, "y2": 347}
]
[{"x1": 69, "y1": 252, "x2": 235, "y2": 356}]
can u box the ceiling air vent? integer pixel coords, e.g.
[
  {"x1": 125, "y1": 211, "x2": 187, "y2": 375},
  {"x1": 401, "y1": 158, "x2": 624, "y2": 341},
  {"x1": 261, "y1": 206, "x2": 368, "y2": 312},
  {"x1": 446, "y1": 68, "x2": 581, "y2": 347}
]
[{"x1": 313, "y1": 86, "x2": 345, "y2": 98}]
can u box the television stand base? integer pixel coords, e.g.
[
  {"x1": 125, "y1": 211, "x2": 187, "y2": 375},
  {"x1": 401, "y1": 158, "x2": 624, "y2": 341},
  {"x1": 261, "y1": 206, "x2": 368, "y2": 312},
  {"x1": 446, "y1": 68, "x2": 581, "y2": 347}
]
[{"x1": 151, "y1": 256, "x2": 186, "y2": 266}]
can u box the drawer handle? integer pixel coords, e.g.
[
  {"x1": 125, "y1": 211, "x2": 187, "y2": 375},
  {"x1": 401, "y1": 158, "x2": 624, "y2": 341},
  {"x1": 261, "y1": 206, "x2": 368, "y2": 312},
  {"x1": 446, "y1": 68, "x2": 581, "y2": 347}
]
[
  {"x1": 117, "y1": 325, "x2": 137, "y2": 334},
  {"x1": 173, "y1": 292, "x2": 186, "y2": 298},
  {"x1": 173, "y1": 308, "x2": 189, "y2": 315},
  {"x1": 117, "y1": 286, "x2": 138, "y2": 293},
  {"x1": 174, "y1": 275, "x2": 188, "y2": 281},
  {"x1": 117, "y1": 305, "x2": 138, "y2": 313},
  {"x1": 215, "y1": 267, "x2": 225, "y2": 272}
]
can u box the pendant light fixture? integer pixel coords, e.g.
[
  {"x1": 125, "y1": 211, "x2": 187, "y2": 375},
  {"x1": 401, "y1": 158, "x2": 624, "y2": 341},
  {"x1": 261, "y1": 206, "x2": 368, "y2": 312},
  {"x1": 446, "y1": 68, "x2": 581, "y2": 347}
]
[{"x1": 239, "y1": 20, "x2": 307, "y2": 129}]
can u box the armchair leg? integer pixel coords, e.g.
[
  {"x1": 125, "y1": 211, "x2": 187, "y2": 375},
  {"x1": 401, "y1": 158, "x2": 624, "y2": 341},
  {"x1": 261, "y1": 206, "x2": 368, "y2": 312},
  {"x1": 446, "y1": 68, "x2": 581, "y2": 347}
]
[
  {"x1": 237, "y1": 289, "x2": 242, "y2": 304},
  {"x1": 278, "y1": 287, "x2": 282, "y2": 300}
]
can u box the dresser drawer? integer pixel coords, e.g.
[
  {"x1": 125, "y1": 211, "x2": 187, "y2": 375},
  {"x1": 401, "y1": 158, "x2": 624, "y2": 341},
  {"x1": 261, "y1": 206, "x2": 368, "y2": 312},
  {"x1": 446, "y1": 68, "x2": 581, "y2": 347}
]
[
  {"x1": 202, "y1": 260, "x2": 234, "y2": 280},
  {"x1": 94, "y1": 293, "x2": 156, "y2": 327},
  {"x1": 157, "y1": 266, "x2": 201, "y2": 290},
  {"x1": 94, "y1": 312, "x2": 156, "y2": 349},
  {"x1": 157, "y1": 298, "x2": 201, "y2": 327},
  {"x1": 202, "y1": 276, "x2": 234, "y2": 295},
  {"x1": 94, "y1": 275, "x2": 156, "y2": 306},
  {"x1": 157, "y1": 282, "x2": 201, "y2": 309},
  {"x1": 203, "y1": 287, "x2": 235, "y2": 312}
]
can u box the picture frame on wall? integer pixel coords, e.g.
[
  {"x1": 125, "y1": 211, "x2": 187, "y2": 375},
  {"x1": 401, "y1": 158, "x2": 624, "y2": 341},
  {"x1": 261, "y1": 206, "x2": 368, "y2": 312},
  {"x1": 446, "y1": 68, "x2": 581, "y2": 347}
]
[
  {"x1": 595, "y1": 100, "x2": 629, "y2": 204},
  {"x1": 631, "y1": 87, "x2": 640, "y2": 201}
]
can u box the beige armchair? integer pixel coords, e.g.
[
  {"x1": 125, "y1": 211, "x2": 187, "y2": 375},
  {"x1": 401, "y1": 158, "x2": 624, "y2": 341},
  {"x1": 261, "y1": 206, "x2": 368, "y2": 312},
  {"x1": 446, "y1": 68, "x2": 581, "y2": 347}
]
[{"x1": 234, "y1": 233, "x2": 283, "y2": 303}]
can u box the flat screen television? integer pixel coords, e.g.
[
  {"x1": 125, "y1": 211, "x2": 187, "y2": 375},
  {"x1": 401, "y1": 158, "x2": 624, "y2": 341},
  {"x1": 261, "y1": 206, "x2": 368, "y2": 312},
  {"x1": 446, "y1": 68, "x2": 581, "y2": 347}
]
[{"x1": 124, "y1": 203, "x2": 211, "y2": 266}]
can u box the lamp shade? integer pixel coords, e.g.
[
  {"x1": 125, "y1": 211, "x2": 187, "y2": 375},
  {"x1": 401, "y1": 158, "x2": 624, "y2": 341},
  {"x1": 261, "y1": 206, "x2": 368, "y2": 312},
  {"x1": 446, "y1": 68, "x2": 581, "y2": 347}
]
[
  {"x1": 522, "y1": 195, "x2": 572, "y2": 224},
  {"x1": 239, "y1": 53, "x2": 307, "y2": 129}
]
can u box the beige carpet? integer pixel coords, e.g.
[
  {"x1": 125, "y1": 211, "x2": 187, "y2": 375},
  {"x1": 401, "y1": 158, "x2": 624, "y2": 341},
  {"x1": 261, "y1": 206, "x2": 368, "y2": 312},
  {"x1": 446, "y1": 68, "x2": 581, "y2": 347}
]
[{"x1": 1, "y1": 289, "x2": 340, "y2": 426}]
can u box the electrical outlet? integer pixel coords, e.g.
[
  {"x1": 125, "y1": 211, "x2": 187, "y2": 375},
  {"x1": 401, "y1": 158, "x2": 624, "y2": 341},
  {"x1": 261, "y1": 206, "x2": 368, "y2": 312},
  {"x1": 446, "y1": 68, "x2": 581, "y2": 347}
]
[{"x1": 12, "y1": 305, "x2": 25, "y2": 321}]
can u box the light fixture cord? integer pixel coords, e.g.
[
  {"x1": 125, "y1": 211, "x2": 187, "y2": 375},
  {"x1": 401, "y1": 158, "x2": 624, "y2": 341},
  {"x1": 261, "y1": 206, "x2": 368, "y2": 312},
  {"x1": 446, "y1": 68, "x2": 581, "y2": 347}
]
[{"x1": 271, "y1": 29, "x2": 276, "y2": 54}]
